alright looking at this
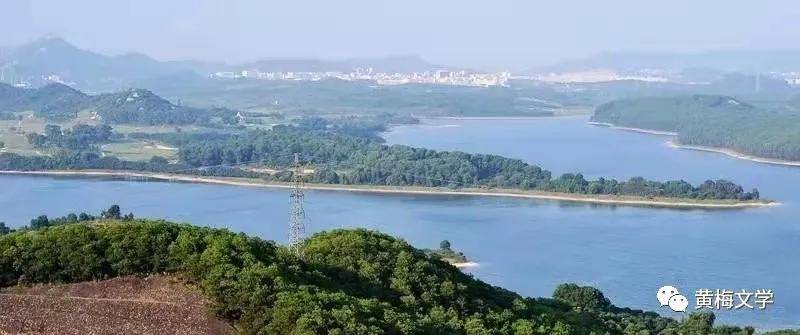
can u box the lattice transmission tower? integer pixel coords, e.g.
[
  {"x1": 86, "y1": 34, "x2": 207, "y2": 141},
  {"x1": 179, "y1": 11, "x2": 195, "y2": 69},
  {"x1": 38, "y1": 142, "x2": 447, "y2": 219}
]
[{"x1": 288, "y1": 153, "x2": 307, "y2": 255}]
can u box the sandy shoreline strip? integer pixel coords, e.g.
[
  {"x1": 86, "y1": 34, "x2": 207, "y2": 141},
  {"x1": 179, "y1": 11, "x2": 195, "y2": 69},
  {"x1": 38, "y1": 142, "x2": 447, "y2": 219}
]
[
  {"x1": 589, "y1": 121, "x2": 800, "y2": 168},
  {"x1": 587, "y1": 121, "x2": 678, "y2": 136},
  {"x1": 451, "y1": 262, "x2": 479, "y2": 269},
  {"x1": 0, "y1": 170, "x2": 775, "y2": 209},
  {"x1": 436, "y1": 115, "x2": 587, "y2": 121},
  {"x1": 667, "y1": 140, "x2": 800, "y2": 167}
]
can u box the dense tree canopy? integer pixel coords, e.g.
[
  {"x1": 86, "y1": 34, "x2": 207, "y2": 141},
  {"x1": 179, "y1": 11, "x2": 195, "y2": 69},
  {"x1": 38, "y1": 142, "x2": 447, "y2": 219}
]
[
  {"x1": 91, "y1": 89, "x2": 209, "y2": 125},
  {"x1": 592, "y1": 95, "x2": 800, "y2": 161},
  {"x1": 26, "y1": 124, "x2": 113, "y2": 150},
  {"x1": 0, "y1": 217, "x2": 776, "y2": 334},
  {"x1": 174, "y1": 126, "x2": 760, "y2": 200}
]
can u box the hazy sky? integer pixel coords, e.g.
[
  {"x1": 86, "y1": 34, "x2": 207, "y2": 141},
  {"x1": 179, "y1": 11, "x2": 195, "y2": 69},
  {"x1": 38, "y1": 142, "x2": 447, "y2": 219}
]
[{"x1": 2, "y1": 0, "x2": 799, "y2": 70}]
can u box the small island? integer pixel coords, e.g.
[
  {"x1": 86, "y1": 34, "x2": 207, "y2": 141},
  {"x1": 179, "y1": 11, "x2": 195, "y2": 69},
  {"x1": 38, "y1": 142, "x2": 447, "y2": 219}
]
[{"x1": 424, "y1": 240, "x2": 477, "y2": 269}]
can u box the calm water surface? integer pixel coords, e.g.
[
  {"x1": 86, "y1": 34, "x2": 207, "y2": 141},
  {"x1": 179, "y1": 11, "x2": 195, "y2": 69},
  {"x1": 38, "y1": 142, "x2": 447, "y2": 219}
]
[{"x1": 1, "y1": 116, "x2": 797, "y2": 329}]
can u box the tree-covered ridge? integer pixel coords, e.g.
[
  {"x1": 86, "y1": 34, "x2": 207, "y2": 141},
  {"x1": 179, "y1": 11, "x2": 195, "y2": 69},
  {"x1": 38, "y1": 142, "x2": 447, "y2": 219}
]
[
  {"x1": 175, "y1": 126, "x2": 760, "y2": 200},
  {"x1": 0, "y1": 83, "x2": 238, "y2": 126},
  {"x1": 91, "y1": 88, "x2": 221, "y2": 125},
  {"x1": 0, "y1": 82, "x2": 92, "y2": 120},
  {"x1": 591, "y1": 95, "x2": 800, "y2": 161},
  {"x1": 0, "y1": 218, "x2": 773, "y2": 334},
  {"x1": 592, "y1": 95, "x2": 755, "y2": 132}
]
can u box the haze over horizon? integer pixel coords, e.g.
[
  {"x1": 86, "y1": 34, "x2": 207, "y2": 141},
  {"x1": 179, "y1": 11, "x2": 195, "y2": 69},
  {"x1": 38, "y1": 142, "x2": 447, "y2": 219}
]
[{"x1": 2, "y1": 0, "x2": 800, "y2": 71}]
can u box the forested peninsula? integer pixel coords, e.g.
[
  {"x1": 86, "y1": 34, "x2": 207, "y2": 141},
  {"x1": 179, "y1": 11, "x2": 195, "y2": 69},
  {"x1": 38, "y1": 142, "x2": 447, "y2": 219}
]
[
  {"x1": 0, "y1": 119, "x2": 766, "y2": 207},
  {"x1": 591, "y1": 95, "x2": 800, "y2": 163}
]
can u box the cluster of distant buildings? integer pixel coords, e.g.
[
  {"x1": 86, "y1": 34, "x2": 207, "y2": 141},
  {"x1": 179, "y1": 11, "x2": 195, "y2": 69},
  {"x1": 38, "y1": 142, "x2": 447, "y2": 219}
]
[
  {"x1": 0, "y1": 66, "x2": 70, "y2": 88},
  {"x1": 210, "y1": 68, "x2": 512, "y2": 87},
  {"x1": 523, "y1": 69, "x2": 670, "y2": 84},
  {"x1": 4, "y1": 65, "x2": 800, "y2": 89},
  {"x1": 209, "y1": 67, "x2": 800, "y2": 87},
  {"x1": 525, "y1": 69, "x2": 800, "y2": 87},
  {"x1": 784, "y1": 73, "x2": 800, "y2": 86}
]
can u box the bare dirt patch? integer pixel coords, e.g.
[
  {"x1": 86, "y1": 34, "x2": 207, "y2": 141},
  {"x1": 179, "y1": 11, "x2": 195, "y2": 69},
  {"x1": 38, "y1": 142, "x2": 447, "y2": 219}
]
[{"x1": 0, "y1": 276, "x2": 232, "y2": 335}]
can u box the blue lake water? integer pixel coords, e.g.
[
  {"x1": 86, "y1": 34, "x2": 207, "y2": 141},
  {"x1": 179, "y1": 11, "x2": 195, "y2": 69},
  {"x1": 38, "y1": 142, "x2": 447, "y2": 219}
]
[{"x1": 1, "y1": 116, "x2": 798, "y2": 330}]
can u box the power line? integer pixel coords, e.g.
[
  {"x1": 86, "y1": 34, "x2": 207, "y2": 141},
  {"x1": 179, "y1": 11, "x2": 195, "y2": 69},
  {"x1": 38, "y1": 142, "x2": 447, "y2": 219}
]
[{"x1": 122, "y1": 150, "x2": 494, "y2": 256}]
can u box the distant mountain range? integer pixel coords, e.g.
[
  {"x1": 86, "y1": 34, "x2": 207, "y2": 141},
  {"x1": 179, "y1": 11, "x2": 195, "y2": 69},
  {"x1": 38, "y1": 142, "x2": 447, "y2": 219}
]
[
  {"x1": 0, "y1": 37, "x2": 441, "y2": 92},
  {"x1": 0, "y1": 38, "x2": 217, "y2": 91},
  {"x1": 535, "y1": 50, "x2": 800, "y2": 74},
  {"x1": 5, "y1": 36, "x2": 798, "y2": 93}
]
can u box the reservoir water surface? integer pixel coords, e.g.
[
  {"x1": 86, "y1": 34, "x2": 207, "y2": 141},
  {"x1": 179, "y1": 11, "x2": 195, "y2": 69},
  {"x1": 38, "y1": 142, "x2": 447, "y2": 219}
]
[{"x1": 1, "y1": 117, "x2": 797, "y2": 329}]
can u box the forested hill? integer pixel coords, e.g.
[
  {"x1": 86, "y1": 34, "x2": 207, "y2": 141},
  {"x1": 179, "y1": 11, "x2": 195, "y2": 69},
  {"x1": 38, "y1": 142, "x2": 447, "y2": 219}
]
[
  {"x1": 0, "y1": 37, "x2": 217, "y2": 91},
  {"x1": 592, "y1": 95, "x2": 755, "y2": 132},
  {"x1": 0, "y1": 82, "x2": 91, "y2": 120},
  {"x1": 0, "y1": 217, "x2": 779, "y2": 334},
  {"x1": 0, "y1": 82, "x2": 238, "y2": 126},
  {"x1": 592, "y1": 95, "x2": 800, "y2": 161}
]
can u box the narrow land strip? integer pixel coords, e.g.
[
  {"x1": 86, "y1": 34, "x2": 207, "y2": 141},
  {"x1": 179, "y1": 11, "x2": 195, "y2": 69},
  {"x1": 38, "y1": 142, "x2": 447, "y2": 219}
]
[
  {"x1": 588, "y1": 121, "x2": 800, "y2": 168},
  {"x1": 667, "y1": 140, "x2": 800, "y2": 167},
  {"x1": 0, "y1": 170, "x2": 776, "y2": 209},
  {"x1": 586, "y1": 121, "x2": 678, "y2": 136}
]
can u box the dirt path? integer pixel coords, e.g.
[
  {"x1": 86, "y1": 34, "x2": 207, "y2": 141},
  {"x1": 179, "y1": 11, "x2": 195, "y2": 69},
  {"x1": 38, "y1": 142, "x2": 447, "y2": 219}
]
[{"x1": 0, "y1": 276, "x2": 232, "y2": 335}]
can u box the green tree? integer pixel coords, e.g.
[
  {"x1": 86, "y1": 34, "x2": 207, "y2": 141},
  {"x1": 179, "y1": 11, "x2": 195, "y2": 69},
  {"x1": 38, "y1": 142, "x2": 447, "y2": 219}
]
[
  {"x1": 439, "y1": 240, "x2": 451, "y2": 251},
  {"x1": 551, "y1": 321, "x2": 574, "y2": 335},
  {"x1": 553, "y1": 283, "x2": 611, "y2": 311},
  {"x1": 102, "y1": 205, "x2": 122, "y2": 219},
  {"x1": 511, "y1": 319, "x2": 535, "y2": 335},
  {"x1": 150, "y1": 156, "x2": 169, "y2": 165},
  {"x1": 679, "y1": 311, "x2": 715, "y2": 335},
  {"x1": 29, "y1": 215, "x2": 49, "y2": 229}
]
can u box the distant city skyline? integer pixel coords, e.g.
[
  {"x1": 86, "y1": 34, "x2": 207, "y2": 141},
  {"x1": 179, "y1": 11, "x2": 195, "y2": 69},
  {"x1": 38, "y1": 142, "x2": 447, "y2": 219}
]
[{"x1": 2, "y1": 0, "x2": 800, "y2": 71}]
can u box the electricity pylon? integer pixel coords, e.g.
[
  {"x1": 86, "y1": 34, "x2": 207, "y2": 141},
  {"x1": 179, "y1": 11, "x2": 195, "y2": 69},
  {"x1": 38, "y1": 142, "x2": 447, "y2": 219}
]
[{"x1": 288, "y1": 153, "x2": 306, "y2": 255}]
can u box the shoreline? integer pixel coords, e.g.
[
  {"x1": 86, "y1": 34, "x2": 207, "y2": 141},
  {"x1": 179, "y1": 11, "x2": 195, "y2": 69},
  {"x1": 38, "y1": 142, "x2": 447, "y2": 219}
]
[
  {"x1": 586, "y1": 121, "x2": 800, "y2": 167},
  {"x1": 667, "y1": 140, "x2": 800, "y2": 167},
  {"x1": 589, "y1": 121, "x2": 800, "y2": 168},
  {"x1": 587, "y1": 121, "x2": 678, "y2": 136},
  {"x1": 451, "y1": 261, "x2": 479, "y2": 269},
  {"x1": 0, "y1": 170, "x2": 776, "y2": 209},
  {"x1": 434, "y1": 115, "x2": 587, "y2": 121}
]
